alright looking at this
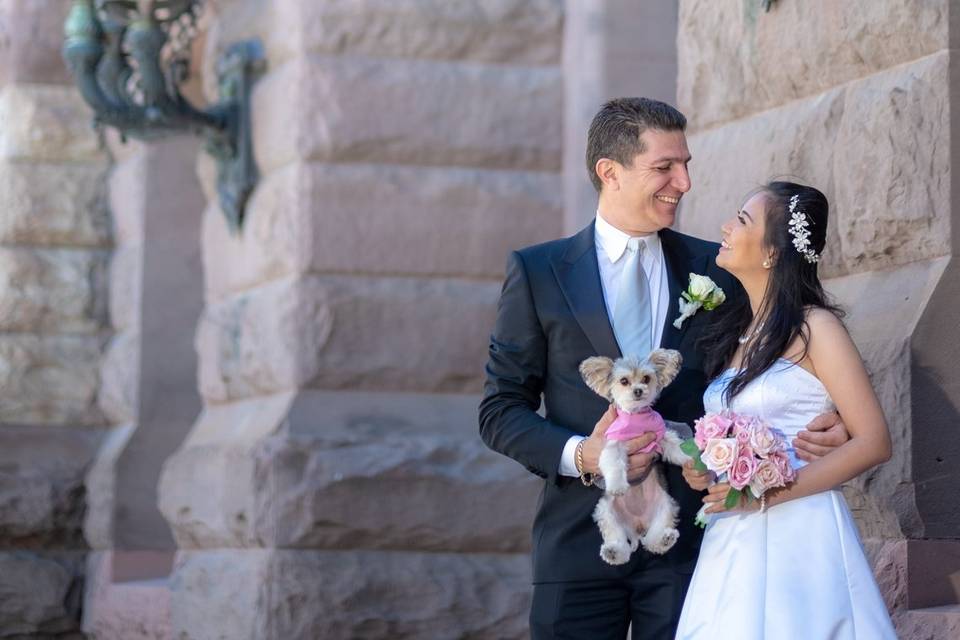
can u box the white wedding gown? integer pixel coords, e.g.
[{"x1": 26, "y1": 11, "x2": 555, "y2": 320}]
[{"x1": 675, "y1": 358, "x2": 896, "y2": 639}]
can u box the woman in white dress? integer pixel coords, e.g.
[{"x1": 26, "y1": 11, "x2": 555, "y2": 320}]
[{"x1": 675, "y1": 182, "x2": 897, "y2": 639}]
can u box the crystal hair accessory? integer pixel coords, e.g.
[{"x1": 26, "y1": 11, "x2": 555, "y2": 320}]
[{"x1": 787, "y1": 194, "x2": 820, "y2": 264}]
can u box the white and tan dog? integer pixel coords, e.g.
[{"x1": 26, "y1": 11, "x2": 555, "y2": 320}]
[{"x1": 579, "y1": 349, "x2": 692, "y2": 564}]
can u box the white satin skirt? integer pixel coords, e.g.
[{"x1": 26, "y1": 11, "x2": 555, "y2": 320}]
[{"x1": 675, "y1": 490, "x2": 896, "y2": 639}]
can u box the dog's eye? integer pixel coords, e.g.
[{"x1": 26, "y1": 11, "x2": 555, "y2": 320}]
[
  {"x1": 641, "y1": 375, "x2": 651, "y2": 384},
  {"x1": 619, "y1": 377, "x2": 629, "y2": 386}
]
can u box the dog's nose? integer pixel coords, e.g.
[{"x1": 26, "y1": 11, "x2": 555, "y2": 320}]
[{"x1": 633, "y1": 388, "x2": 644, "y2": 398}]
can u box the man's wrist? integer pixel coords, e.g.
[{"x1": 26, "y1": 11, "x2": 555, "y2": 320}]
[{"x1": 575, "y1": 439, "x2": 595, "y2": 486}]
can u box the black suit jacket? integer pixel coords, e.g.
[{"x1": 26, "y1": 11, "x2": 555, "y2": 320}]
[{"x1": 479, "y1": 222, "x2": 741, "y2": 583}]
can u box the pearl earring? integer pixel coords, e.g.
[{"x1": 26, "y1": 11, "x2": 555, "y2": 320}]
[{"x1": 762, "y1": 259, "x2": 772, "y2": 269}]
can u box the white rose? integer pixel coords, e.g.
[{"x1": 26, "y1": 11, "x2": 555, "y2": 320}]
[
  {"x1": 749, "y1": 459, "x2": 785, "y2": 498},
  {"x1": 702, "y1": 438, "x2": 738, "y2": 475},
  {"x1": 688, "y1": 274, "x2": 716, "y2": 300},
  {"x1": 749, "y1": 425, "x2": 779, "y2": 457}
]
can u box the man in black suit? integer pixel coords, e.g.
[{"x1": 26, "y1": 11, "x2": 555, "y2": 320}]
[{"x1": 479, "y1": 98, "x2": 845, "y2": 639}]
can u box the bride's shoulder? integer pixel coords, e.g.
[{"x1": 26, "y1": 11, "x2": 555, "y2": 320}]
[
  {"x1": 803, "y1": 306, "x2": 846, "y2": 334},
  {"x1": 803, "y1": 307, "x2": 855, "y2": 359}
]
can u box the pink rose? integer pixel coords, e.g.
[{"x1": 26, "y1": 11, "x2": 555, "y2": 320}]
[
  {"x1": 695, "y1": 414, "x2": 733, "y2": 450},
  {"x1": 732, "y1": 416, "x2": 751, "y2": 434},
  {"x1": 728, "y1": 449, "x2": 758, "y2": 491},
  {"x1": 702, "y1": 438, "x2": 738, "y2": 475},
  {"x1": 748, "y1": 459, "x2": 784, "y2": 498},
  {"x1": 749, "y1": 425, "x2": 780, "y2": 457},
  {"x1": 735, "y1": 427, "x2": 752, "y2": 446},
  {"x1": 771, "y1": 451, "x2": 796, "y2": 483}
]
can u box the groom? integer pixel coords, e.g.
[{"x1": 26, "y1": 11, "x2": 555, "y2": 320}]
[{"x1": 478, "y1": 97, "x2": 846, "y2": 639}]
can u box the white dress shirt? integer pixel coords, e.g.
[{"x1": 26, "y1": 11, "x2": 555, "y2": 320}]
[{"x1": 558, "y1": 212, "x2": 672, "y2": 477}]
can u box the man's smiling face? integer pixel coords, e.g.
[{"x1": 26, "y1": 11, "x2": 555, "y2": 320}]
[{"x1": 608, "y1": 129, "x2": 692, "y2": 234}]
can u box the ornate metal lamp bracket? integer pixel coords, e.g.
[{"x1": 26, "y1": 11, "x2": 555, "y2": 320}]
[{"x1": 62, "y1": 0, "x2": 265, "y2": 233}]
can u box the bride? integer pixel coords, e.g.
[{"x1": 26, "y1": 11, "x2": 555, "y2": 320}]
[{"x1": 675, "y1": 182, "x2": 897, "y2": 639}]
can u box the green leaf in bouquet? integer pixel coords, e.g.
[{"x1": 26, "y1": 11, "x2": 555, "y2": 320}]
[
  {"x1": 724, "y1": 487, "x2": 743, "y2": 510},
  {"x1": 680, "y1": 438, "x2": 708, "y2": 473}
]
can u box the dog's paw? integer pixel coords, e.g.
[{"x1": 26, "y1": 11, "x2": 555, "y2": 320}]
[
  {"x1": 643, "y1": 528, "x2": 680, "y2": 555},
  {"x1": 604, "y1": 476, "x2": 629, "y2": 496},
  {"x1": 600, "y1": 542, "x2": 631, "y2": 565}
]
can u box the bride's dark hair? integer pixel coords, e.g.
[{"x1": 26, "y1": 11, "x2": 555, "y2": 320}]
[{"x1": 700, "y1": 181, "x2": 844, "y2": 402}]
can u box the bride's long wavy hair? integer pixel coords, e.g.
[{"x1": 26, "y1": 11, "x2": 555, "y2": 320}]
[{"x1": 699, "y1": 181, "x2": 844, "y2": 403}]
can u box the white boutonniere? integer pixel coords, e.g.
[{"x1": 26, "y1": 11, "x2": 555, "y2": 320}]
[{"x1": 673, "y1": 273, "x2": 725, "y2": 329}]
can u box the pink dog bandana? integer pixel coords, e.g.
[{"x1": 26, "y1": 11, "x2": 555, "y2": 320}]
[{"x1": 605, "y1": 407, "x2": 665, "y2": 453}]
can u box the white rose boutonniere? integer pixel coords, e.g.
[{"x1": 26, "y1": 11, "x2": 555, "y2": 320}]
[{"x1": 673, "y1": 273, "x2": 725, "y2": 329}]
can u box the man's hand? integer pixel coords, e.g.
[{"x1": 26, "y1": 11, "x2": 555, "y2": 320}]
[
  {"x1": 624, "y1": 433, "x2": 659, "y2": 482},
  {"x1": 579, "y1": 406, "x2": 658, "y2": 481},
  {"x1": 682, "y1": 460, "x2": 714, "y2": 491},
  {"x1": 579, "y1": 405, "x2": 616, "y2": 475},
  {"x1": 794, "y1": 411, "x2": 849, "y2": 462}
]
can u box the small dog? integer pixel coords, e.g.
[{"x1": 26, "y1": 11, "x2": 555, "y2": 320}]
[{"x1": 579, "y1": 349, "x2": 691, "y2": 564}]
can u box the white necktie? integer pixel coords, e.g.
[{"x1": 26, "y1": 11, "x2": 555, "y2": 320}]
[{"x1": 613, "y1": 237, "x2": 653, "y2": 357}]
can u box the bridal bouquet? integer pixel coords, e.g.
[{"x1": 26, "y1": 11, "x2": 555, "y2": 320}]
[{"x1": 680, "y1": 410, "x2": 796, "y2": 526}]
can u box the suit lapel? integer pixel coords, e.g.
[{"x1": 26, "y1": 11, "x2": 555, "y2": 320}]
[
  {"x1": 659, "y1": 228, "x2": 699, "y2": 350},
  {"x1": 551, "y1": 223, "x2": 621, "y2": 358}
]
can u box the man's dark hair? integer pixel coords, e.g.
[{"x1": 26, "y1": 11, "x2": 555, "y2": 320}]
[{"x1": 585, "y1": 97, "x2": 687, "y2": 192}]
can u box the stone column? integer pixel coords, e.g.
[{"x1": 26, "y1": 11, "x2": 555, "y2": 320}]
[
  {"x1": 157, "y1": 1, "x2": 564, "y2": 637},
  {"x1": 675, "y1": 1, "x2": 959, "y2": 636},
  {"x1": 0, "y1": 0, "x2": 110, "y2": 635}
]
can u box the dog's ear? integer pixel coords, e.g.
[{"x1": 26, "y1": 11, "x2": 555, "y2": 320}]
[
  {"x1": 648, "y1": 349, "x2": 682, "y2": 388},
  {"x1": 579, "y1": 357, "x2": 614, "y2": 399}
]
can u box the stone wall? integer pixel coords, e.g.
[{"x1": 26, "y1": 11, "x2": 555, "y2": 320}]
[
  {"x1": 153, "y1": 1, "x2": 565, "y2": 637},
  {"x1": 676, "y1": 1, "x2": 960, "y2": 636},
  {"x1": 0, "y1": 0, "x2": 110, "y2": 635}
]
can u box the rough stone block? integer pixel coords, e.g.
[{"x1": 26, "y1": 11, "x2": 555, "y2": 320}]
[
  {"x1": 832, "y1": 53, "x2": 949, "y2": 273},
  {"x1": 0, "y1": 84, "x2": 101, "y2": 162},
  {"x1": 0, "y1": 425, "x2": 101, "y2": 547},
  {"x1": 894, "y1": 606, "x2": 960, "y2": 640},
  {"x1": 259, "y1": 391, "x2": 538, "y2": 551},
  {"x1": 263, "y1": 0, "x2": 563, "y2": 67},
  {"x1": 0, "y1": 334, "x2": 106, "y2": 426},
  {"x1": 159, "y1": 391, "x2": 539, "y2": 553},
  {"x1": 169, "y1": 549, "x2": 531, "y2": 640},
  {"x1": 158, "y1": 392, "x2": 296, "y2": 549},
  {"x1": 108, "y1": 150, "x2": 147, "y2": 247},
  {"x1": 252, "y1": 55, "x2": 562, "y2": 174},
  {"x1": 0, "y1": 160, "x2": 110, "y2": 247},
  {"x1": 678, "y1": 0, "x2": 948, "y2": 129},
  {"x1": 98, "y1": 331, "x2": 139, "y2": 426},
  {"x1": 108, "y1": 245, "x2": 142, "y2": 332},
  {"x1": 0, "y1": 551, "x2": 85, "y2": 637},
  {"x1": 0, "y1": 0, "x2": 74, "y2": 86},
  {"x1": 863, "y1": 539, "x2": 907, "y2": 614},
  {"x1": 196, "y1": 275, "x2": 498, "y2": 402},
  {"x1": 677, "y1": 53, "x2": 949, "y2": 279},
  {"x1": 202, "y1": 162, "x2": 562, "y2": 295},
  {"x1": 826, "y1": 258, "x2": 949, "y2": 537},
  {"x1": 0, "y1": 247, "x2": 109, "y2": 333},
  {"x1": 84, "y1": 424, "x2": 135, "y2": 550},
  {"x1": 82, "y1": 551, "x2": 172, "y2": 640}
]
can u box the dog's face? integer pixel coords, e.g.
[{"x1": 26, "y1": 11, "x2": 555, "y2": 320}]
[{"x1": 580, "y1": 349, "x2": 682, "y2": 413}]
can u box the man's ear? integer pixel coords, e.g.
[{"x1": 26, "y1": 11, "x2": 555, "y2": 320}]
[
  {"x1": 595, "y1": 158, "x2": 619, "y2": 192},
  {"x1": 579, "y1": 357, "x2": 614, "y2": 399},
  {"x1": 648, "y1": 349, "x2": 682, "y2": 388}
]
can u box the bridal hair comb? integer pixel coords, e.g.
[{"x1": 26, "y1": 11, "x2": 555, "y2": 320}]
[{"x1": 787, "y1": 194, "x2": 820, "y2": 264}]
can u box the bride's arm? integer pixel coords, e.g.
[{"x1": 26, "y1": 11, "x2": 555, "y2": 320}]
[{"x1": 706, "y1": 308, "x2": 892, "y2": 513}]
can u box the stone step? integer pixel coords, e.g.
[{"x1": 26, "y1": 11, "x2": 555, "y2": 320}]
[{"x1": 895, "y1": 604, "x2": 960, "y2": 640}]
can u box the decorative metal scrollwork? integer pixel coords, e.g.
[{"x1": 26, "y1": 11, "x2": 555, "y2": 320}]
[{"x1": 63, "y1": 0, "x2": 264, "y2": 232}]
